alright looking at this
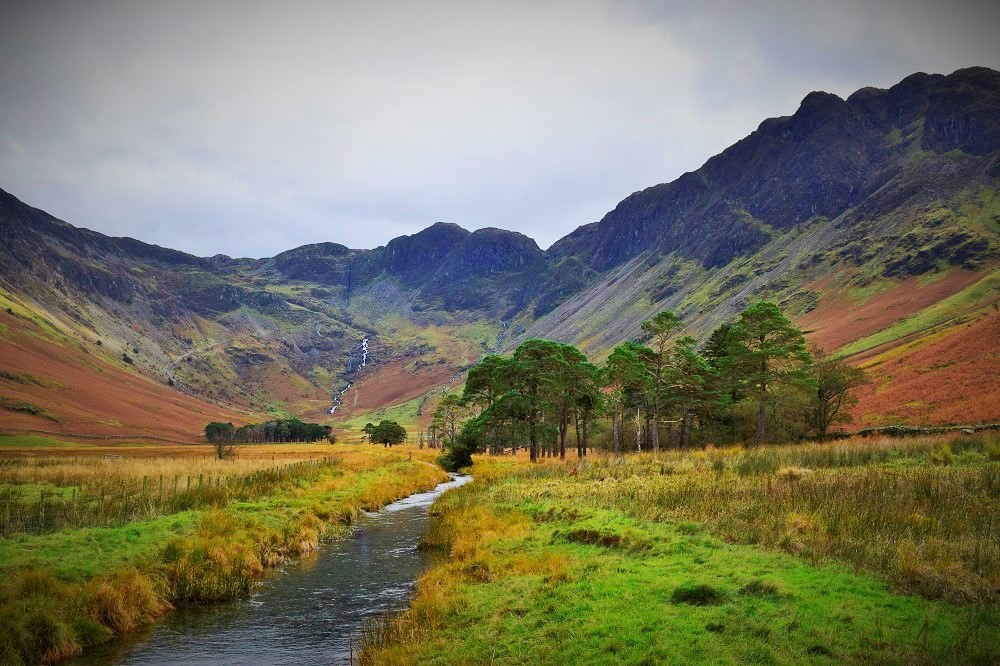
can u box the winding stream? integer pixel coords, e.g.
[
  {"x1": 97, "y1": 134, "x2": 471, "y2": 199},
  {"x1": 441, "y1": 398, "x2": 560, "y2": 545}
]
[{"x1": 74, "y1": 474, "x2": 470, "y2": 665}]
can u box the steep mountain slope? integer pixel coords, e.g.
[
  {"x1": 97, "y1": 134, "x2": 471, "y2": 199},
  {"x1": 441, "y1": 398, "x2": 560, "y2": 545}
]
[
  {"x1": 521, "y1": 67, "x2": 1000, "y2": 426},
  {"x1": 2, "y1": 66, "x2": 998, "y2": 435},
  {"x1": 0, "y1": 289, "x2": 249, "y2": 442}
]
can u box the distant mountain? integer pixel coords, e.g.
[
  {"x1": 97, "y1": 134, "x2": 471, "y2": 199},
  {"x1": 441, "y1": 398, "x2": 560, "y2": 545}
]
[{"x1": 1, "y1": 67, "x2": 998, "y2": 437}]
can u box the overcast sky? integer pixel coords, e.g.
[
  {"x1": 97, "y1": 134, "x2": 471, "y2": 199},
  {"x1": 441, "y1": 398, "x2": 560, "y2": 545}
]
[{"x1": 2, "y1": 0, "x2": 999, "y2": 258}]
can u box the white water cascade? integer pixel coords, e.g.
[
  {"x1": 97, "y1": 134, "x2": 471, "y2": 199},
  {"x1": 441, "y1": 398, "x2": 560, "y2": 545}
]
[{"x1": 329, "y1": 337, "x2": 371, "y2": 414}]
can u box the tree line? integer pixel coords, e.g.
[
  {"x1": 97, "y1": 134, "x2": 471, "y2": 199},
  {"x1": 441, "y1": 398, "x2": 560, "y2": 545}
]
[
  {"x1": 437, "y1": 301, "x2": 867, "y2": 469},
  {"x1": 204, "y1": 419, "x2": 333, "y2": 444}
]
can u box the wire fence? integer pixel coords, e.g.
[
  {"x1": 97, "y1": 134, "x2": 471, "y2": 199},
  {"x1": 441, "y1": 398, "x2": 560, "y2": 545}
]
[{"x1": 0, "y1": 457, "x2": 336, "y2": 536}]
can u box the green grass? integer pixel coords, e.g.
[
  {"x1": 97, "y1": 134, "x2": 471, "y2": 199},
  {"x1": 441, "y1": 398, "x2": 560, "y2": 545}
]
[
  {"x1": 362, "y1": 437, "x2": 1000, "y2": 664},
  {"x1": 0, "y1": 483, "x2": 78, "y2": 503},
  {"x1": 371, "y1": 493, "x2": 996, "y2": 664},
  {"x1": 338, "y1": 396, "x2": 426, "y2": 432},
  {"x1": 0, "y1": 512, "x2": 202, "y2": 581},
  {"x1": 0, "y1": 434, "x2": 81, "y2": 448}
]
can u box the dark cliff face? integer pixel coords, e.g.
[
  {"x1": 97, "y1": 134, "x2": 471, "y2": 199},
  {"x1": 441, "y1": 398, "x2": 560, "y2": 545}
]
[
  {"x1": 551, "y1": 67, "x2": 1000, "y2": 274},
  {"x1": 436, "y1": 228, "x2": 545, "y2": 280},
  {"x1": 922, "y1": 67, "x2": 1000, "y2": 156},
  {"x1": 267, "y1": 223, "x2": 543, "y2": 310},
  {"x1": 384, "y1": 222, "x2": 470, "y2": 284}
]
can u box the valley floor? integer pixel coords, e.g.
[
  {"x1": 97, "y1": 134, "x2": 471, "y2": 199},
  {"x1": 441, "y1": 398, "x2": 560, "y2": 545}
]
[
  {"x1": 362, "y1": 435, "x2": 1000, "y2": 665},
  {"x1": 0, "y1": 442, "x2": 448, "y2": 664}
]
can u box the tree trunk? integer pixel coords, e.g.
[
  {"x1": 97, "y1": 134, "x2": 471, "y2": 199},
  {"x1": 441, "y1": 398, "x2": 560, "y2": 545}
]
[
  {"x1": 612, "y1": 405, "x2": 620, "y2": 455},
  {"x1": 755, "y1": 380, "x2": 767, "y2": 446},
  {"x1": 529, "y1": 417, "x2": 538, "y2": 462},
  {"x1": 574, "y1": 410, "x2": 582, "y2": 458},
  {"x1": 559, "y1": 408, "x2": 567, "y2": 460},
  {"x1": 582, "y1": 416, "x2": 588, "y2": 457},
  {"x1": 652, "y1": 362, "x2": 661, "y2": 452}
]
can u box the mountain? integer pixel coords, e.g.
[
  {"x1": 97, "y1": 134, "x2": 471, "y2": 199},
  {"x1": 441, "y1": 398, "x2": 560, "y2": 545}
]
[{"x1": 2, "y1": 67, "x2": 999, "y2": 440}]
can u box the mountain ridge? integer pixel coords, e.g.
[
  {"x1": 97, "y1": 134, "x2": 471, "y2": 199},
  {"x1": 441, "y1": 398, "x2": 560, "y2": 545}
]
[{"x1": 2, "y1": 66, "x2": 999, "y2": 437}]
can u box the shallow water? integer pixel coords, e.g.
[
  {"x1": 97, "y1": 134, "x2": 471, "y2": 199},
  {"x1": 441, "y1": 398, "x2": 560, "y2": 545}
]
[{"x1": 74, "y1": 474, "x2": 470, "y2": 665}]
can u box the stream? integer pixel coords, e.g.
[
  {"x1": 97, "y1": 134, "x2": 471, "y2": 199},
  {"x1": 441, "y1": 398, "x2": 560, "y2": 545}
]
[{"x1": 74, "y1": 474, "x2": 471, "y2": 665}]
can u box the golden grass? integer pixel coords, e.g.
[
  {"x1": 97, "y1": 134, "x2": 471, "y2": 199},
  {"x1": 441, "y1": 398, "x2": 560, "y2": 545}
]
[{"x1": 0, "y1": 444, "x2": 449, "y2": 664}]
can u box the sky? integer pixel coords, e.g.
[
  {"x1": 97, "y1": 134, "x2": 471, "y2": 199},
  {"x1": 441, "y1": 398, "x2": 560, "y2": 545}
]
[{"x1": 1, "y1": 0, "x2": 999, "y2": 258}]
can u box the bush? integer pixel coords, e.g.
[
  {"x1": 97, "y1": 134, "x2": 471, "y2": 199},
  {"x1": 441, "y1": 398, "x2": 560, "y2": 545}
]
[{"x1": 439, "y1": 428, "x2": 477, "y2": 472}]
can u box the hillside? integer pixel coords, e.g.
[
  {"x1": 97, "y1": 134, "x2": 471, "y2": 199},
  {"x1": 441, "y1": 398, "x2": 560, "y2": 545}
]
[{"x1": 2, "y1": 66, "x2": 999, "y2": 437}]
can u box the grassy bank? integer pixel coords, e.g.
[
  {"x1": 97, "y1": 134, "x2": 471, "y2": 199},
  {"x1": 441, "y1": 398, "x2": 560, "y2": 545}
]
[
  {"x1": 361, "y1": 434, "x2": 1000, "y2": 664},
  {"x1": 0, "y1": 444, "x2": 448, "y2": 664}
]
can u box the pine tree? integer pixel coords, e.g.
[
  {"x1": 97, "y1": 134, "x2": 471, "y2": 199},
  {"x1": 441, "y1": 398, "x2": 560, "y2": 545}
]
[{"x1": 732, "y1": 302, "x2": 813, "y2": 445}]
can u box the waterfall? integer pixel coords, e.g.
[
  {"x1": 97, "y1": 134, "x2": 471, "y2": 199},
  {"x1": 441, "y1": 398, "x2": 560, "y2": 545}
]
[{"x1": 329, "y1": 337, "x2": 371, "y2": 414}]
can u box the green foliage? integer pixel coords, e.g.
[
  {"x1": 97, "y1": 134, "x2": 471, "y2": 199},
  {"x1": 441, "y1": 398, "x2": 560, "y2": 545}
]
[
  {"x1": 807, "y1": 347, "x2": 868, "y2": 439},
  {"x1": 455, "y1": 302, "x2": 865, "y2": 457},
  {"x1": 731, "y1": 302, "x2": 813, "y2": 445},
  {"x1": 204, "y1": 419, "x2": 331, "y2": 444},
  {"x1": 370, "y1": 420, "x2": 407, "y2": 447},
  {"x1": 439, "y1": 419, "x2": 479, "y2": 472}
]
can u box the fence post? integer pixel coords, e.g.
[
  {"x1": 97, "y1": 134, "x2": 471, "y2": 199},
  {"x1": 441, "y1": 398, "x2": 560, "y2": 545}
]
[
  {"x1": 199, "y1": 474, "x2": 203, "y2": 489},
  {"x1": 159, "y1": 475, "x2": 163, "y2": 504},
  {"x1": 187, "y1": 475, "x2": 191, "y2": 492},
  {"x1": 142, "y1": 475, "x2": 147, "y2": 495},
  {"x1": 38, "y1": 490, "x2": 46, "y2": 531},
  {"x1": 173, "y1": 475, "x2": 178, "y2": 498}
]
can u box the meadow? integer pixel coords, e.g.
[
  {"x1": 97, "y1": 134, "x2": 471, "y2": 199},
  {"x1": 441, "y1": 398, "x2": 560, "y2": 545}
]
[
  {"x1": 0, "y1": 440, "x2": 448, "y2": 664},
  {"x1": 360, "y1": 432, "x2": 1000, "y2": 665}
]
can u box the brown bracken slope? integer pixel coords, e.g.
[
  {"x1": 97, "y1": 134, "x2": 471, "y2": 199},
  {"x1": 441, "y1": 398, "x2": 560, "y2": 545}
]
[{"x1": 0, "y1": 309, "x2": 250, "y2": 442}]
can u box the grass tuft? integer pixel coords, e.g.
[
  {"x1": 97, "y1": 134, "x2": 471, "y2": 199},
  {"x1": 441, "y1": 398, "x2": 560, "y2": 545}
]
[{"x1": 670, "y1": 582, "x2": 726, "y2": 606}]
